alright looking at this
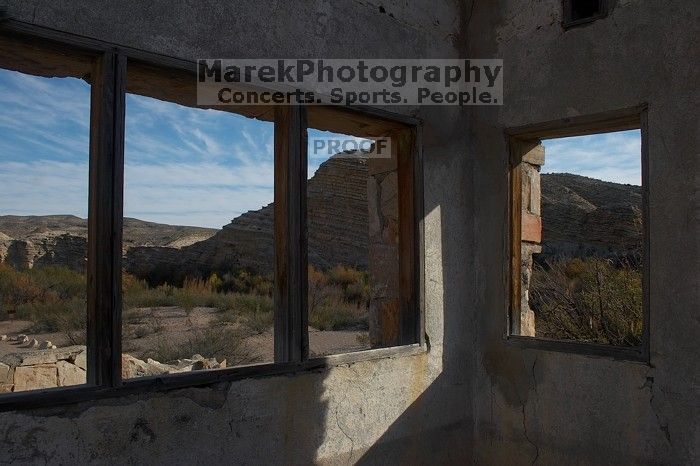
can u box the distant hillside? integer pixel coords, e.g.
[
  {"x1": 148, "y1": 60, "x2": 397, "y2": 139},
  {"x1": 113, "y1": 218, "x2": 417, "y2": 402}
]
[
  {"x1": 0, "y1": 167, "x2": 643, "y2": 278},
  {"x1": 123, "y1": 152, "x2": 370, "y2": 283},
  {"x1": 540, "y1": 173, "x2": 642, "y2": 260},
  {"x1": 0, "y1": 215, "x2": 217, "y2": 271}
]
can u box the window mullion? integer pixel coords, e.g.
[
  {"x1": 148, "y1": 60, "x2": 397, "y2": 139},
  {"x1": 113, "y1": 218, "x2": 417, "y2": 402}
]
[
  {"x1": 273, "y1": 105, "x2": 308, "y2": 363},
  {"x1": 86, "y1": 50, "x2": 126, "y2": 387}
]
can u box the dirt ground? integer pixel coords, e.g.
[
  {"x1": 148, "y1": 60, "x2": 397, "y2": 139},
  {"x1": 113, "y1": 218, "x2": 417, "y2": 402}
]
[{"x1": 0, "y1": 306, "x2": 370, "y2": 363}]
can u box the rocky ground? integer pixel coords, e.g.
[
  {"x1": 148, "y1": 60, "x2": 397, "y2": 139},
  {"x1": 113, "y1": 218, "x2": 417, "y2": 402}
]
[{"x1": 0, "y1": 306, "x2": 369, "y2": 366}]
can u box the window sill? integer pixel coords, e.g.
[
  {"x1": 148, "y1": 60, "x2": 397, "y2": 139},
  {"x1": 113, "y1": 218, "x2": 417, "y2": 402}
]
[
  {"x1": 0, "y1": 344, "x2": 426, "y2": 412},
  {"x1": 505, "y1": 335, "x2": 649, "y2": 363}
]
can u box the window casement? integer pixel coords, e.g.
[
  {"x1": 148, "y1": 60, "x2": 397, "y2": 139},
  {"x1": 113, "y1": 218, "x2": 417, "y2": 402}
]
[
  {"x1": 0, "y1": 22, "x2": 424, "y2": 409},
  {"x1": 505, "y1": 106, "x2": 649, "y2": 361}
]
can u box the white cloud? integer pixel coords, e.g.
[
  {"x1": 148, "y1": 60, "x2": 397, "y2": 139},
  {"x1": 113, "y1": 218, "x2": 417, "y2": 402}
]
[
  {"x1": 542, "y1": 130, "x2": 642, "y2": 185},
  {"x1": 0, "y1": 160, "x2": 89, "y2": 217}
]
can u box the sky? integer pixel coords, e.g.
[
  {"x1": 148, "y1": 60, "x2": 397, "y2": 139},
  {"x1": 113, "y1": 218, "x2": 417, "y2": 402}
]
[
  {"x1": 541, "y1": 130, "x2": 641, "y2": 186},
  {"x1": 0, "y1": 69, "x2": 641, "y2": 229}
]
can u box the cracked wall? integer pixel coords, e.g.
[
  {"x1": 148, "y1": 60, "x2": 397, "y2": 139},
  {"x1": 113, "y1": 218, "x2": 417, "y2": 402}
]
[
  {"x1": 0, "y1": 0, "x2": 473, "y2": 464},
  {"x1": 0, "y1": 0, "x2": 697, "y2": 464},
  {"x1": 468, "y1": 0, "x2": 699, "y2": 464}
]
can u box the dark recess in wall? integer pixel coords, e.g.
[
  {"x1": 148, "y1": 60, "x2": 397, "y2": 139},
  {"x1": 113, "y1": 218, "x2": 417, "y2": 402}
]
[{"x1": 571, "y1": 0, "x2": 602, "y2": 21}]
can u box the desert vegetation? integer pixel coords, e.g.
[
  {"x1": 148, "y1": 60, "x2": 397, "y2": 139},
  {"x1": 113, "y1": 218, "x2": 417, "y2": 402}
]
[
  {"x1": 0, "y1": 262, "x2": 370, "y2": 365},
  {"x1": 530, "y1": 256, "x2": 643, "y2": 346}
]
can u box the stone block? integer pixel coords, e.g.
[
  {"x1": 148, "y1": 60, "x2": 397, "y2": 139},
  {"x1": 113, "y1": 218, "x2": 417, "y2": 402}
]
[
  {"x1": 56, "y1": 345, "x2": 86, "y2": 361},
  {"x1": 521, "y1": 163, "x2": 541, "y2": 215},
  {"x1": 73, "y1": 350, "x2": 87, "y2": 370},
  {"x1": 1, "y1": 350, "x2": 58, "y2": 367},
  {"x1": 522, "y1": 213, "x2": 542, "y2": 243},
  {"x1": 522, "y1": 144, "x2": 545, "y2": 166},
  {"x1": 57, "y1": 360, "x2": 86, "y2": 386},
  {"x1": 0, "y1": 362, "x2": 12, "y2": 384},
  {"x1": 520, "y1": 309, "x2": 536, "y2": 337},
  {"x1": 0, "y1": 384, "x2": 13, "y2": 393},
  {"x1": 13, "y1": 364, "x2": 58, "y2": 391}
]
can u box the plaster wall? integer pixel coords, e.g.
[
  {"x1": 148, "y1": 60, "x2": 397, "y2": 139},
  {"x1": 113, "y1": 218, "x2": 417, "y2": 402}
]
[
  {"x1": 0, "y1": 1, "x2": 474, "y2": 464},
  {"x1": 0, "y1": 0, "x2": 697, "y2": 464},
  {"x1": 467, "y1": 1, "x2": 699, "y2": 464}
]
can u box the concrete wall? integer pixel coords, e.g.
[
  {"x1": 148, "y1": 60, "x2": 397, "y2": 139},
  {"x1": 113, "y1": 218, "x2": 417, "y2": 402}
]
[
  {"x1": 0, "y1": 1, "x2": 474, "y2": 464},
  {"x1": 0, "y1": 0, "x2": 698, "y2": 464},
  {"x1": 467, "y1": 0, "x2": 699, "y2": 464}
]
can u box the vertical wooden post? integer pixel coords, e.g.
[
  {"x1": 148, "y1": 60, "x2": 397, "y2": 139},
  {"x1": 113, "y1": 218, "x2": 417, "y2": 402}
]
[
  {"x1": 274, "y1": 105, "x2": 308, "y2": 363},
  {"x1": 87, "y1": 51, "x2": 125, "y2": 386},
  {"x1": 397, "y1": 128, "x2": 420, "y2": 345},
  {"x1": 508, "y1": 138, "x2": 524, "y2": 336}
]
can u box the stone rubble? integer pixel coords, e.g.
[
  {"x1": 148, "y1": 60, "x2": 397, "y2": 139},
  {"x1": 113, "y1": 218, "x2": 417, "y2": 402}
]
[{"x1": 0, "y1": 346, "x2": 228, "y2": 392}]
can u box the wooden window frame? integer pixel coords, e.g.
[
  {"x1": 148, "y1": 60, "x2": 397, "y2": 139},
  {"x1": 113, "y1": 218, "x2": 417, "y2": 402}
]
[
  {"x1": 505, "y1": 105, "x2": 650, "y2": 362},
  {"x1": 562, "y1": 0, "x2": 609, "y2": 29},
  {"x1": 0, "y1": 20, "x2": 425, "y2": 411}
]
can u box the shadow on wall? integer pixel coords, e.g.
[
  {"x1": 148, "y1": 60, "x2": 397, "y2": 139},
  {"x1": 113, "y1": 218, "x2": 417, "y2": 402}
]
[{"x1": 353, "y1": 146, "x2": 475, "y2": 461}]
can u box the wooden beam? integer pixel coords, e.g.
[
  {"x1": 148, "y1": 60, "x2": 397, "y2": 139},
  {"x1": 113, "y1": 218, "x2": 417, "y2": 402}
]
[
  {"x1": 508, "y1": 139, "x2": 525, "y2": 335},
  {"x1": 87, "y1": 51, "x2": 125, "y2": 387},
  {"x1": 505, "y1": 105, "x2": 645, "y2": 140},
  {"x1": 274, "y1": 106, "x2": 308, "y2": 363},
  {"x1": 397, "y1": 128, "x2": 420, "y2": 345}
]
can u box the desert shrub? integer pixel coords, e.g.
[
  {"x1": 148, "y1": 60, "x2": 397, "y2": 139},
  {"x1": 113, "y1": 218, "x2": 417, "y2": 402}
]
[
  {"x1": 148, "y1": 326, "x2": 252, "y2": 365},
  {"x1": 327, "y1": 265, "x2": 370, "y2": 305},
  {"x1": 310, "y1": 300, "x2": 368, "y2": 331},
  {"x1": 16, "y1": 296, "x2": 86, "y2": 343},
  {"x1": 0, "y1": 263, "x2": 54, "y2": 312},
  {"x1": 217, "y1": 293, "x2": 273, "y2": 334},
  {"x1": 530, "y1": 257, "x2": 642, "y2": 346},
  {"x1": 327, "y1": 265, "x2": 363, "y2": 286},
  {"x1": 219, "y1": 269, "x2": 273, "y2": 296},
  {"x1": 27, "y1": 266, "x2": 85, "y2": 300},
  {"x1": 0, "y1": 264, "x2": 86, "y2": 340},
  {"x1": 309, "y1": 282, "x2": 368, "y2": 331},
  {"x1": 308, "y1": 265, "x2": 367, "y2": 331},
  {"x1": 307, "y1": 265, "x2": 369, "y2": 331}
]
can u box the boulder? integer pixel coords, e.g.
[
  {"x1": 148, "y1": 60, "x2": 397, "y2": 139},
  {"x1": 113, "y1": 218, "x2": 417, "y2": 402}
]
[
  {"x1": 13, "y1": 364, "x2": 58, "y2": 391},
  {"x1": 0, "y1": 362, "x2": 12, "y2": 384},
  {"x1": 56, "y1": 360, "x2": 86, "y2": 386},
  {"x1": 191, "y1": 358, "x2": 225, "y2": 371},
  {"x1": 55, "y1": 345, "x2": 86, "y2": 361},
  {"x1": 72, "y1": 350, "x2": 87, "y2": 370},
  {"x1": 39, "y1": 341, "x2": 53, "y2": 350},
  {"x1": 121, "y1": 354, "x2": 170, "y2": 379},
  {"x1": 1, "y1": 350, "x2": 58, "y2": 367}
]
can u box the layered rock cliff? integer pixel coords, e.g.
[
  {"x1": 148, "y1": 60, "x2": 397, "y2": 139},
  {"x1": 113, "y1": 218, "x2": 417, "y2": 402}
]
[
  {"x1": 540, "y1": 173, "x2": 642, "y2": 260},
  {"x1": 123, "y1": 153, "x2": 371, "y2": 282},
  {"x1": 0, "y1": 215, "x2": 216, "y2": 272},
  {"x1": 1, "y1": 165, "x2": 643, "y2": 280}
]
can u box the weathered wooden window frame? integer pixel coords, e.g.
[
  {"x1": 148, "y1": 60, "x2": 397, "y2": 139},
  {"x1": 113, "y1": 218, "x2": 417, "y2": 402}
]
[
  {"x1": 562, "y1": 0, "x2": 609, "y2": 29},
  {"x1": 0, "y1": 21, "x2": 425, "y2": 411},
  {"x1": 505, "y1": 105, "x2": 650, "y2": 362}
]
